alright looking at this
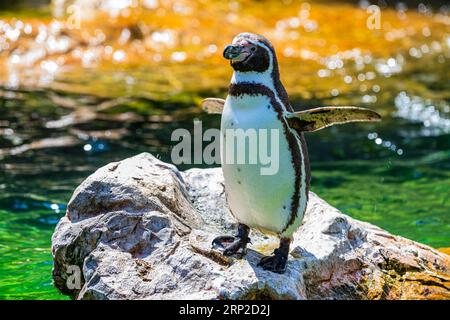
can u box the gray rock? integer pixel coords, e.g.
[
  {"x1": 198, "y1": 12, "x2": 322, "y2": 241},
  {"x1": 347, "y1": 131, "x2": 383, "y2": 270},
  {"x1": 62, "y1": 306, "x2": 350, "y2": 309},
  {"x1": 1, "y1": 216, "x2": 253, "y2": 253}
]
[{"x1": 52, "y1": 152, "x2": 450, "y2": 300}]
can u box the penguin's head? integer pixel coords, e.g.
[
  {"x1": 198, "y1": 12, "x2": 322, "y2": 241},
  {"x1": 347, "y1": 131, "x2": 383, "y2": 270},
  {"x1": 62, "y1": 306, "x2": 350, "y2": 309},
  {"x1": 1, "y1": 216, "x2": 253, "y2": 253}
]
[{"x1": 223, "y1": 33, "x2": 275, "y2": 73}]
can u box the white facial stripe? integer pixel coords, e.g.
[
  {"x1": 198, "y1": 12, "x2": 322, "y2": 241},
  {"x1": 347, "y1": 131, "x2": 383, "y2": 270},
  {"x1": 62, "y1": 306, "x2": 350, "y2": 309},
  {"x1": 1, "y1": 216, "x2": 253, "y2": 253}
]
[{"x1": 246, "y1": 39, "x2": 274, "y2": 73}]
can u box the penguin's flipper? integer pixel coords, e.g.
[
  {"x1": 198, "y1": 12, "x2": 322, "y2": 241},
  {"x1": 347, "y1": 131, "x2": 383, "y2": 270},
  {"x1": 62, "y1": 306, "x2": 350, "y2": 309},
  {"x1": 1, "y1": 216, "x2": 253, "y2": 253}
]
[
  {"x1": 201, "y1": 98, "x2": 225, "y2": 114},
  {"x1": 285, "y1": 106, "x2": 381, "y2": 132}
]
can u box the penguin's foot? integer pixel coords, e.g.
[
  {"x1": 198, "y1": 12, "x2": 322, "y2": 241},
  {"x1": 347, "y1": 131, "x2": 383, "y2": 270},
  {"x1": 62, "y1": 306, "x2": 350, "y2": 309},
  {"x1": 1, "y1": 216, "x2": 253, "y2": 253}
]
[
  {"x1": 257, "y1": 250, "x2": 288, "y2": 273},
  {"x1": 257, "y1": 237, "x2": 291, "y2": 274},
  {"x1": 211, "y1": 224, "x2": 250, "y2": 258},
  {"x1": 212, "y1": 236, "x2": 249, "y2": 257}
]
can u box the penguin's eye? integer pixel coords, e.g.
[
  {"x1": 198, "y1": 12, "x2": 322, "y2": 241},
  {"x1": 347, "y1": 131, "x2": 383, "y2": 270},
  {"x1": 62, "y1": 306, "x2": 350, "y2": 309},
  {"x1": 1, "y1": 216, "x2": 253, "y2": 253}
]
[{"x1": 250, "y1": 46, "x2": 257, "y2": 52}]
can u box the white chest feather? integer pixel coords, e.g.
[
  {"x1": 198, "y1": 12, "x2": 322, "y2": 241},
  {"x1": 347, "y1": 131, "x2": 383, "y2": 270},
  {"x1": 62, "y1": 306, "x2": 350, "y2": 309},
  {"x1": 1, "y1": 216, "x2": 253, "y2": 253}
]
[{"x1": 220, "y1": 94, "x2": 299, "y2": 235}]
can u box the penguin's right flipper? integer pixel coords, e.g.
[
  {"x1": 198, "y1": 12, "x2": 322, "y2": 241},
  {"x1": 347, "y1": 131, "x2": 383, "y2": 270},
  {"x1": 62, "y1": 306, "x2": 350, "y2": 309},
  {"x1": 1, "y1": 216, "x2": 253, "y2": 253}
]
[
  {"x1": 201, "y1": 98, "x2": 225, "y2": 114},
  {"x1": 285, "y1": 106, "x2": 381, "y2": 132}
]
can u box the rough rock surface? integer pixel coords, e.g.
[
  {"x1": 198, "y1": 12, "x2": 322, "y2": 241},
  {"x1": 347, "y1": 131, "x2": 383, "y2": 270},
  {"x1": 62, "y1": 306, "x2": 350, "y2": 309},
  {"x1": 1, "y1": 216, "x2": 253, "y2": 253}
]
[{"x1": 52, "y1": 153, "x2": 450, "y2": 300}]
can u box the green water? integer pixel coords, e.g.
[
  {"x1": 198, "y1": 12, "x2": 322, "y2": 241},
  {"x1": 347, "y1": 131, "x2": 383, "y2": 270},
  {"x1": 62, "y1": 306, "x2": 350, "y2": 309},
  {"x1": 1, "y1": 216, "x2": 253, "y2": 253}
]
[
  {"x1": 1, "y1": 84, "x2": 449, "y2": 300},
  {"x1": 0, "y1": 209, "x2": 60, "y2": 299},
  {"x1": 0, "y1": 1, "x2": 449, "y2": 300}
]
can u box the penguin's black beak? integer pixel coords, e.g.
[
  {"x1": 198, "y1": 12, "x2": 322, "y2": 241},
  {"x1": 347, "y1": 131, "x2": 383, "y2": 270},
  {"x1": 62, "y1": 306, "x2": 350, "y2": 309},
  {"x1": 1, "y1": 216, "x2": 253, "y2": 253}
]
[
  {"x1": 223, "y1": 45, "x2": 242, "y2": 59},
  {"x1": 223, "y1": 44, "x2": 251, "y2": 62}
]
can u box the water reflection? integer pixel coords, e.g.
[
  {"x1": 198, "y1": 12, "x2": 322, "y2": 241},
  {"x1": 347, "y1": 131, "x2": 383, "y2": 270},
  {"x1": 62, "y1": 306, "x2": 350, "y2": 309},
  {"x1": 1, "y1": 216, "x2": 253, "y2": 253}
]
[{"x1": 395, "y1": 91, "x2": 450, "y2": 136}]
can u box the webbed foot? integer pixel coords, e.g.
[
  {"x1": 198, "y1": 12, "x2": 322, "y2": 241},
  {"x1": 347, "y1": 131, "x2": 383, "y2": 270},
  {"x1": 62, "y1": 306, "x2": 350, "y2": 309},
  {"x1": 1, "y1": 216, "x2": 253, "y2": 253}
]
[
  {"x1": 212, "y1": 224, "x2": 250, "y2": 258},
  {"x1": 257, "y1": 237, "x2": 291, "y2": 274},
  {"x1": 257, "y1": 250, "x2": 288, "y2": 273}
]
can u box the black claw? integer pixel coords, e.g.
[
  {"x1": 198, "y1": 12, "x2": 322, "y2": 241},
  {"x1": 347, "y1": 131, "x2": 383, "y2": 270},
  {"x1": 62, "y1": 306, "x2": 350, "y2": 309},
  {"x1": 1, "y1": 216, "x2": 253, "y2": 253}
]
[
  {"x1": 211, "y1": 224, "x2": 250, "y2": 258},
  {"x1": 257, "y1": 254, "x2": 287, "y2": 273},
  {"x1": 257, "y1": 237, "x2": 290, "y2": 274},
  {"x1": 212, "y1": 235, "x2": 236, "y2": 249},
  {"x1": 223, "y1": 239, "x2": 247, "y2": 257},
  {"x1": 211, "y1": 235, "x2": 250, "y2": 258}
]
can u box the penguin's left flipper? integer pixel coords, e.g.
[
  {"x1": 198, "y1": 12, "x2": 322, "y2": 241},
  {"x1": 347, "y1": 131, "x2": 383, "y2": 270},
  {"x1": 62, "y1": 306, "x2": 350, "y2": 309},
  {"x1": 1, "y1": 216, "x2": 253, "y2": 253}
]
[
  {"x1": 201, "y1": 98, "x2": 225, "y2": 114},
  {"x1": 285, "y1": 106, "x2": 381, "y2": 132}
]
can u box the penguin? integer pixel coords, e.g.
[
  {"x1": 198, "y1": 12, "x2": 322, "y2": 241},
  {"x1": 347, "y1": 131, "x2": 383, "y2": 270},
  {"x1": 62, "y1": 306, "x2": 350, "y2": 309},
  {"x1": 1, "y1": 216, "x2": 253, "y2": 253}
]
[{"x1": 202, "y1": 32, "x2": 381, "y2": 273}]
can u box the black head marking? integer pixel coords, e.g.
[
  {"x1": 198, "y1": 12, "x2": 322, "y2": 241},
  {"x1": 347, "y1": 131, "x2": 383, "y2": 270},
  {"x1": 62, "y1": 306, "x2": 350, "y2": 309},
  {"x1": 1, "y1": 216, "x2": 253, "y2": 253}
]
[
  {"x1": 231, "y1": 45, "x2": 270, "y2": 72},
  {"x1": 225, "y1": 33, "x2": 276, "y2": 73},
  {"x1": 225, "y1": 32, "x2": 293, "y2": 111}
]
